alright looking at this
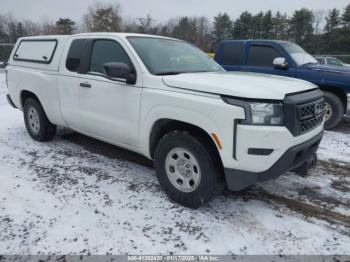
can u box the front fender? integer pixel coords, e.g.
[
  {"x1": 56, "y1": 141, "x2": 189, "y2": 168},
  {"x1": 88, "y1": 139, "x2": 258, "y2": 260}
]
[
  {"x1": 140, "y1": 105, "x2": 219, "y2": 159},
  {"x1": 139, "y1": 90, "x2": 222, "y2": 158}
]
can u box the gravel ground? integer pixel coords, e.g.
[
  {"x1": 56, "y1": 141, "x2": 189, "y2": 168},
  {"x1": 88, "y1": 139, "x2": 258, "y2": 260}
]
[{"x1": 0, "y1": 72, "x2": 350, "y2": 255}]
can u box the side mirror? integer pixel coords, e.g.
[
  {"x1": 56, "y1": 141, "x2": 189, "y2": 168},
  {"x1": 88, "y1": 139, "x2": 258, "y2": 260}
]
[
  {"x1": 273, "y1": 57, "x2": 288, "y2": 69},
  {"x1": 103, "y1": 62, "x2": 136, "y2": 85}
]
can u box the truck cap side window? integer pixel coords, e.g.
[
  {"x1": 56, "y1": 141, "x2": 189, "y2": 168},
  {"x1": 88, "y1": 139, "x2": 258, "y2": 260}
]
[
  {"x1": 247, "y1": 45, "x2": 280, "y2": 67},
  {"x1": 89, "y1": 40, "x2": 133, "y2": 75},
  {"x1": 13, "y1": 39, "x2": 57, "y2": 64},
  {"x1": 66, "y1": 39, "x2": 87, "y2": 72},
  {"x1": 220, "y1": 42, "x2": 244, "y2": 65}
]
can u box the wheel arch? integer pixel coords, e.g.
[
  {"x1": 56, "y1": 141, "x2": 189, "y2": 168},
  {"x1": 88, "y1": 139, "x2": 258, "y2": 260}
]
[
  {"x1": 319, "y1": 85, "x2": 347, "y2": 111},
  {"x1": 149, "y1": 118, "x2": 224, "y2": 173},
  {"x1": 21, "y1": 90, "x2": 42, "y2": 108}
]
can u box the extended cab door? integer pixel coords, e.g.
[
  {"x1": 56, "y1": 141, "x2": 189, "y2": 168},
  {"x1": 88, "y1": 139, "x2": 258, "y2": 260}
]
[
  {"x1": 241, "y1": 43, "x2": 297, "y2": 77},
  {"x1": 58, "y1": 38, "x2": 88, "y2": 129},
  {"x1": 78, "y1": 38, "x2": 142, "y2": 148},
  {"x1": 215, "y1": 42, "x2": 244, "y2": 71}
]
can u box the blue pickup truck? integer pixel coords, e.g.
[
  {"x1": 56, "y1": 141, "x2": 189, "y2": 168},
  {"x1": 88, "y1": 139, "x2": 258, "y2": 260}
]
[{"x1": 214, "y1": 40, "x2": 350, "y2": 129}]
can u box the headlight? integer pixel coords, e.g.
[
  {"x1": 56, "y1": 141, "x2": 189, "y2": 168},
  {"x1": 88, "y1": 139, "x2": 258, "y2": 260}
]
[
  {"x1": 248, "y1": 103, "x2": 284, "y2": 125},
  {"x1": 222, "y1": 97, "x2": 284, "y2": 126}
]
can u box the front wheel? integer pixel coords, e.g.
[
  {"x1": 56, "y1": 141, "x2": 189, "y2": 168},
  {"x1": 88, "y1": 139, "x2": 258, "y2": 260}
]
[
  {"x1": 154, "y1": 132, "x2": 224, "y2": 209},
  {"x1": 23, "y1": 98, "x2": 57, "y2": 141},
  {"x1": 323, "y1": 92, "x2": 344, "y2": 130}
]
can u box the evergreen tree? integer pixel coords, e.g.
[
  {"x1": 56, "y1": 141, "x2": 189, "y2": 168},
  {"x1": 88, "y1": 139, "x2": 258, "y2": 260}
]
[
  {"x1": 272, "y1": 12, "x2": 289, "y2": 39},
  {"x1": 172, "y1": 17, "x2": 197, "y2": 43},
  {"x1": 342, "y1": 3, "x2": 350, "y2": 27},
  {"x1": 55, "y1": 18, "x2": 76, "y2": 35},
  {"x1": 261, "y1": 11, "x2": 274, "y2": 39},
  {"x1": 325, "y1": 9, "x2": 340, "y2": 33},
  {"x1": 251, "y1": 12, "x2": 263, "y2": 39},
  {"x1": 232, "y1": 11, "x2": 253, "y2": 39},
  {"x1": 212, "y1": 13, "x2": 232, "y2": 45},
  {"x1": 83, "y1": 3, "x2": 122, "y2": 32},
  {"x1": 289, "y1": 8, "x2": 314, "y2": 50},
  {"x1": 323, "y1": 9, "x2": 340, "y2": 51}
]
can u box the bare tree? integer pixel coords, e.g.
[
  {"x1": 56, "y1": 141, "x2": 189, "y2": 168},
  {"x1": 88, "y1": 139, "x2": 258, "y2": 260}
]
[
  {"x1": 122, "y1": 17, "x2": 138, "y2": 32},
  {"x1": 137, "y1": 13, "x2": 153, "y2": 33},
  {"x1": 1, "y1": 14, "x2": 19, "y2": 42},
  {"x1": 40, "y1": 17, "x2": 57, "y2": 35},
  {"x1": 194, "y1": 16, "x2": 212, "y2": 51},
  {"x1": 22, "y1": 20, "x2": 41, "y2": 36},
  {"x1": 0, "y1": 15, "x2": 10, "y2": 42}
]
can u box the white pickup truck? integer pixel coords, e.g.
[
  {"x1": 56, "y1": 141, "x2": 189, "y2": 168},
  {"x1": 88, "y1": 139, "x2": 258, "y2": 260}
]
[{"x1": 5, "y1": 33, "x2": 325, "y2": 208}]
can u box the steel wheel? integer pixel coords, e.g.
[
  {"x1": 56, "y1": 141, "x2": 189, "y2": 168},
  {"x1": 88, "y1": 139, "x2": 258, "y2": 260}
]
[
  {"x1": 324, "y1": 102, "x2": 333, "y2": 122},
  {"x1": 27, "y1": 106, "x2": 40, "y2": 134},
  {"x1": 165, "y1": 148, "x2": 201, "y2": 193}
]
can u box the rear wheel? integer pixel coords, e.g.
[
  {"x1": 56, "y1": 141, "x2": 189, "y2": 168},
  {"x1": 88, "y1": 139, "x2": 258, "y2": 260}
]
[
  {"x1": 154, "y1": 131, "x2": 224, "y2": 209},
  {"x1": 323, "y1": 92, "x2": 344, "y2": 130},
  {"x1": 23, "y1": 98, "x2": 56, "y2": 141}
]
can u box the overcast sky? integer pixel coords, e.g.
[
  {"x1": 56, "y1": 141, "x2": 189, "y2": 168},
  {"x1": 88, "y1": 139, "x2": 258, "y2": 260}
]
[{"x1": 1, "y1": 0, "x2": 350, "y2": 23}]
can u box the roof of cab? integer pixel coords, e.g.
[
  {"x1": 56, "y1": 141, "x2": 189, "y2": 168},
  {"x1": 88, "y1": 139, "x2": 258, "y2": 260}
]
[
  {"x1": 19, "y1": 32, "x2": 177, "y2": 41},
  {"x1": 219, "y1": 39, "x2": 293, "y2": 45}
]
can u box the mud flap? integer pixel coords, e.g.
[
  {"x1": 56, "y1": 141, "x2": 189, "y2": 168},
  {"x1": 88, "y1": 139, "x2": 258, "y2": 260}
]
[{"x1": 294, "y1": 154, "x2": 317, "y2": 177}]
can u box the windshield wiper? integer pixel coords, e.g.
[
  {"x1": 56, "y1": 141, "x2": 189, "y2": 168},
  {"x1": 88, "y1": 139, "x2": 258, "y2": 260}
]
[
  {"x1": 187, "y1": 70, "x2": 216, "y2": 73},
  {"x1": 301, "y1": 62, "x2": 318, "y2": 66},
  {"x1": 155, "y1": 72, "x2": 183, "y2": 76},
  {"x1": 155, "y1": 70, "x2": 220, "y2": 75}
]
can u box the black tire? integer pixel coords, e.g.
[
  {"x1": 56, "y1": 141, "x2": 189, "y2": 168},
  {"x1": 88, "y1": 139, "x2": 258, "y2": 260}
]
[
  {"x1": 154, "y1": 131, "x2": 224, "y2": 209},
  {"x1": 23, "y1": 98, "x2": 56, "y2": 141},
  {"x1": 324, "y1": 92, "x2": 344, "y2": 130}
]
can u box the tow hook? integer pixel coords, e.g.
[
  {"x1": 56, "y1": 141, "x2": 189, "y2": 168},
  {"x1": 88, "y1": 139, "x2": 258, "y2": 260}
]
[{"x1": 308, "y1": 155, "x2": 318, "y2": 170}]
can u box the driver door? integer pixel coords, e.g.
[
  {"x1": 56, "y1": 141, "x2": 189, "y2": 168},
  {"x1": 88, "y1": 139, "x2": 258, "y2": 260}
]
[
  {"x1": 79, "y1": 38, "x2": 142, "y2": 148},
  {"x1": 242, "y1": 44, "x2": 296, "y2": 78}
]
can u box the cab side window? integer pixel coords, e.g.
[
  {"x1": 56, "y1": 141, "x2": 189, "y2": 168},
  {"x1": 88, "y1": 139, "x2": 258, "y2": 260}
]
[
  {"x1": 247, "y1": 45, "x2": 280, "y2": 67},
  {"x1": 89, "y1": 40, "x2": 132, "y2": 74},
  {"x1": 220, "y1": 42, "x2": 244, "y2": 65},
  {"x1": 66, "y1": 39, "x2": 87, "y2": 72}
]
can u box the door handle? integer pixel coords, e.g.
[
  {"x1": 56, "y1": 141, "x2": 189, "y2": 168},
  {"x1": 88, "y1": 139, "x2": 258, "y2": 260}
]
[{"x1": 80, "y1": 82, "x2": 91, "y2": 88}]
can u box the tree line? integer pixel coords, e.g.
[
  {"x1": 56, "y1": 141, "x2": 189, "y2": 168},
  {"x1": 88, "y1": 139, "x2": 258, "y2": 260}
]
[{"x1": 1, "y1": 2, "x2": 350, "y2": 54}]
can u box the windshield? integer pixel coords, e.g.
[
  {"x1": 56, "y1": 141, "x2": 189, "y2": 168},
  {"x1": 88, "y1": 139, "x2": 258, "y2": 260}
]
[
  {"x1": 281, "y1": 42, "x2": 318, "y2": 66},
  {"x1": 327, "y1": 57, "x2": 344, "y2": 66},
  {"x1": 127, "y1": 37, "x2": 223, "y2": 75}
]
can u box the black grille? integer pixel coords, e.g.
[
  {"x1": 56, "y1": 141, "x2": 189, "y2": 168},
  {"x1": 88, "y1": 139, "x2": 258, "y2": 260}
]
[
  {"x1": 284, "y1": 89, "x2": 325, "y2": 136},
  {"x1": 297, "y1": 100, "x2": 325, "y2": 134}
]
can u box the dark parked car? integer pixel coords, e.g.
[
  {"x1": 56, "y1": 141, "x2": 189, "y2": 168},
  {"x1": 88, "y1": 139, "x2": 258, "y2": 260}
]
[{"x1": 214, "y1": 40, "x2": 350, "y2": 129}]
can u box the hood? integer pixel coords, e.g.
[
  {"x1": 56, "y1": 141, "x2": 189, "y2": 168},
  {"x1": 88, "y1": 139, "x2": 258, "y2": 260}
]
[
  {"x1": 162, "y1": 71, "x2": 317, "y2": 100},
  {"x1": 305, "y1": 64, "x2": 350, "y2": 75}
]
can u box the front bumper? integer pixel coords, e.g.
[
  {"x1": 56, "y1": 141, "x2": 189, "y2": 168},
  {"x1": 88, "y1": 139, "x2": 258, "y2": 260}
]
[
  {"x1": 347, "y1": 93, "x2": 350, "y2": 116},
  {"x1": 224, "y1": 131, "x2": 323, "y2": 191}
]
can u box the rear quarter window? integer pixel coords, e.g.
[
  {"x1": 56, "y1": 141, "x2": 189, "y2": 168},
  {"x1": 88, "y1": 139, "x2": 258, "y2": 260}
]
[
  {"x1": 219, "y1": 42, "x2": 244, "y2": 65},
  {"x1": 13, "y1": 39, "x2": 57, "y2": 64},
  {"x1": 66, "y1": 39, "x2": 87, "y2": 72}
]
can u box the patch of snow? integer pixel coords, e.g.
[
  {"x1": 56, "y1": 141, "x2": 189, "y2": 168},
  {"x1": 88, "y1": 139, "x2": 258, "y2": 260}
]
[
  {"x1": 319, "y1": 131, "x2": 350, "y2": 163},
  {"x1": 0, "y1": 93, "x2": 349, "y2": 255},
  {"x1": 0, "y1": 72, "x2": 7, "y2": 106}
]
